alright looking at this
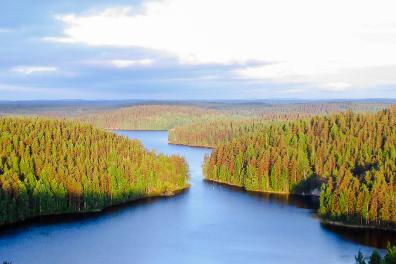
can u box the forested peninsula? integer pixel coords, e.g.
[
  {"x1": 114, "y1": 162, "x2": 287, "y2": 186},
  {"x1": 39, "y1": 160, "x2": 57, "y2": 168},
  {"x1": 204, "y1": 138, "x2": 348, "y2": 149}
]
[
  {"x1": 203, "y1": 108, "x2": 396, "y2": 229},
  {"x1": 0, "y1": 118, "x2": 188, "y2": 226}
]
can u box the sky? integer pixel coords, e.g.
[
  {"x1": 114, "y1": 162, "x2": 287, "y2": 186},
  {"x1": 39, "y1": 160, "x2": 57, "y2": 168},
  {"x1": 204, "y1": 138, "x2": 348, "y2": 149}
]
[{"x1": 1, "y1": 0, "x2": 396, "y2": 100}]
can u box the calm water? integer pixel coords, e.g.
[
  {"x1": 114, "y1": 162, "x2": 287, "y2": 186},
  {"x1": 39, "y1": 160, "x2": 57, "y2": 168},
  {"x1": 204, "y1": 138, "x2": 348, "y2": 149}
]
[{"x1": 0, "y1": 131, "x2": 394, "y2": 264}]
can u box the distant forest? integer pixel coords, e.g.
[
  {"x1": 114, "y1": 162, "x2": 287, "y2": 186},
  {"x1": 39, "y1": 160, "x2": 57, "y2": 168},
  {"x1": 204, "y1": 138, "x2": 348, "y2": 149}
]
[
  {"x1": 80, "y1": 101, "x2": 393, "y2": 131},
  {"x1": 79, "y1": 105, "x2": 231, "y2": 130},
  {"x1": 1, "y1": 99, "x2": 393, "y2": 130},
  {"x1": 168, "y1": 103, "x2": 392, "y2": 147},
  {"x1": 0, "y1": 118, "x2": 188, "y2": 225}
]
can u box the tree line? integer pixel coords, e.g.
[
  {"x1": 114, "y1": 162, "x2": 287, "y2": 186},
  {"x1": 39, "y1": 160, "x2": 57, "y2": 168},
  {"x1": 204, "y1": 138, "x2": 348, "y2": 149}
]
[
  {"x1": 168, "y1": 103, "x2": 390, "y2": 147},
  {"x1": 78, "y1": 102, "x2": 389, "y2": 132},
  {"x1": 0, "y1": 117, "x2": 188, "y2": 225},
  {"x1": 169, "y1": 116, "x2": 309, "y2": 147},
  {"x1": 79, "y1": 105, "x2": 230, "y2": 130},
  {"x1": 204, "y1": 108, "x2": 396, "y2": 228}
]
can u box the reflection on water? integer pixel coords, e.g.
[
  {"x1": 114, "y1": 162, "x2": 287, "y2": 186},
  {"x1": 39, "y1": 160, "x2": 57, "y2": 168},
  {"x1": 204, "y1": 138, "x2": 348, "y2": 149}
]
[
  {"x1": 207, "y1": 180, "x2": 395, "y2": 249},
  {"x1": 204, "y1": 181, "x2": 319, "y2": 212},
  {"x1": 321, "y1": 223, "x2": 396, "y2": 249},
  {"x1": 206, "y1": 181, "x2": 320, "y2": 209},
  {"x1": 0, "y1": 192, "x2": 188, "y2": 239}
]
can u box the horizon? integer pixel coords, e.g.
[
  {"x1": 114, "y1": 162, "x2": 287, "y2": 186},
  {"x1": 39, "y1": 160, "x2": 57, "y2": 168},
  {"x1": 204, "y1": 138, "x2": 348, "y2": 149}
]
[{"x1": 1, "y1": 98, "x2": 396, "y2": 103}]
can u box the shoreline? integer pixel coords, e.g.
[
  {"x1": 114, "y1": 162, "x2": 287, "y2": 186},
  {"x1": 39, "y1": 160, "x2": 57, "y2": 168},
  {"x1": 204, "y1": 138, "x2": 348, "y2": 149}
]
[
  {"x1": 108, "y1": 128, "x2": 169, "y2": 132},
  {"x1": 0, "y1": 184, "x2": 189, "y2": 231},
  {"x1": 320, "y1": 219, "x2": 396, "y2": 233},
  {"x1": 205, "y1": 178, "x2": 396, "y2": 232},
  {"x1": 107, "y1": 128, "x2": 215, "y2": 149},
  {"x1": 204, "y1": 178, "x2": 316, "y2": 196},
  {"x1": 106, "y1": 128, "x2": 216, "y2": 149},
  {"x1": 168, "y1": 141, "x2": 214, "y2": 149}
]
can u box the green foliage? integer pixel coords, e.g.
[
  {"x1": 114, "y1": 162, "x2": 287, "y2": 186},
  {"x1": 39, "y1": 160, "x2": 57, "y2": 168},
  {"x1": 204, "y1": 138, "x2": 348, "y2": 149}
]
[
  {"x1": 169, "y1": 118, "x2": 276, "y2": 147},
  {"x1": 383, "y1": 245, "x2": 396, "y2": 264},
  {"x1": 0, "y1": 117, "x2": 188, "y2": 225},
  {"x1": 369, "y1": 251, "x2": 383, "y2": 264},
  {"x1": 204, "y1": 108, "x2": 396, "y2": 227},
  {"x1": 355, "y1": 245, "x2": 396, "y2": 264},
  {"x1": 169, "y1": 103, "x2": 390, "y2": 147}
]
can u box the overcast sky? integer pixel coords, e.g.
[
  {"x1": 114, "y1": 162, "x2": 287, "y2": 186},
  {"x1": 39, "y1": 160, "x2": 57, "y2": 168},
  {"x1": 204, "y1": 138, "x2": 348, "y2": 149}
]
[{"x1": 1, "y1": 0, "x2": 396, "y2": 100}]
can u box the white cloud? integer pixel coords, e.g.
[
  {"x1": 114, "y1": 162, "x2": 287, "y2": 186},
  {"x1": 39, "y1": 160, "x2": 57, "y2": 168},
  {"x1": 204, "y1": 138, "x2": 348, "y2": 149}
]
[
  {"x1": 80, "y1": 58, "x2": 155, "y2": 68},
  {"x1": 47, "y1": 0, "x2": 396, "y2": 90},
  {"x1": 12, "y1": 66, "x2": 57, "y2": 74},
  {"x1": 110, "y1": 59, "x2": 154, "y2": 68}
]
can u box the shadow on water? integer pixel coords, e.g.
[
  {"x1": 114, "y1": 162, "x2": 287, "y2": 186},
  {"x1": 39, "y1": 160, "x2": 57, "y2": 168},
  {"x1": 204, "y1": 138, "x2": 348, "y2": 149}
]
[
  {"x1": 321, "y1": 223, "x2": 396, "y2": 249},
  {"x1": 0, "y1": 190, "x2": 189, "y2": 238},
  {"x1": 205, "y1": 180, "x2": 396, "y2": 249},
  {"x1": 204, "y1": 180, "x2": 320, "y2": 209}
]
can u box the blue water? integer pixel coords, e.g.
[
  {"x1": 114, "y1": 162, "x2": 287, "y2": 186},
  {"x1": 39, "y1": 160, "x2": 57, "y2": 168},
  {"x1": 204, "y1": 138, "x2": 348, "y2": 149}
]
[{"x1": 0, "y1": 131, "x2": 388, "y2": 264}]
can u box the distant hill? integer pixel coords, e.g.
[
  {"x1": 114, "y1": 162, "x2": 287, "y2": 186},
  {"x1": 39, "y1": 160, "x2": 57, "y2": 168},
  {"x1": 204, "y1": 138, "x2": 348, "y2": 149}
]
[{"x1": 0, "y1": 99, "x2": 395, "y2": 119}]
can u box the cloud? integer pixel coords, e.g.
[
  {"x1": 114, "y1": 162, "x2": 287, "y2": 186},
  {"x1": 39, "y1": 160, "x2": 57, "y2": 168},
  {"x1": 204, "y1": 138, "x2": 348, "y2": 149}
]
[
  {"x1": 80, "y1": 58, "x2": 155, "y2": 69},
  {"x1": 45, "y1": 0, "x2": 396, "y2": 91},
  {"x1": 11, "y1": 66, "x2": 57, "y2": 74},
  {"x1": 110, "y1": 59, "x2": 154, "y2": 68},
  {"x1": 235, "y1": 63, "x2": 396, "y2": 90}
]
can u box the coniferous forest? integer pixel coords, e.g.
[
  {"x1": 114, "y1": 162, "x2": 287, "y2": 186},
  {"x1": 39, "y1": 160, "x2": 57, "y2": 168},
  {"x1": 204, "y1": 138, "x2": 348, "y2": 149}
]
[
  {"x1": 169, "y1": 117, "x2": 296, "y2": 147},
  {"x1": 0, "y1": 117, "x2": 188, "y2": 226},
  {"x1": 75, "y1": 102, "x2": 388, "y2": 131},
  {"x1": 204, "y1": 108, "x2": 396, "y2": 228},
  {"x1": 79, "y1": 105, "x2": 230, "y2": 130}
]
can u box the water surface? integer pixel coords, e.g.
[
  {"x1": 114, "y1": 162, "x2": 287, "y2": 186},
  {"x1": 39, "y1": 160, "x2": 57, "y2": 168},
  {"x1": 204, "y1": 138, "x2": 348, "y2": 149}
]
[{"x1": 0, "y1": 131, "x2": 393, "y2": 264}]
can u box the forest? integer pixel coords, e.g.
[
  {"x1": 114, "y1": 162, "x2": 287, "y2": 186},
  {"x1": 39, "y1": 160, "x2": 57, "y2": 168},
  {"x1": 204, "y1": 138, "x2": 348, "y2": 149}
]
[
  {"x1": 0, "y1": 101, "x2": 395, "y2": 230},
  {"x1": 167, "y1": 102, "x2": 391, "y2": 147},
  {"x1": 78, "y1": 104, "x2": 231, "y2": 130},
  {"x1": 0, "y1": 117, "x2": 188, "y2": 225},
  {"x1": 169, "y1": 116, "x2": 302, "y2": 147},
  {"x1": 203, "y1": 108, "x2": 396, "y2": 228},
  {"x1": 1, "y1": 100, "x2": 391, "y2": 132},
  {"x1": 77, "y1": 101, "x2": 390, "y2": 131}
]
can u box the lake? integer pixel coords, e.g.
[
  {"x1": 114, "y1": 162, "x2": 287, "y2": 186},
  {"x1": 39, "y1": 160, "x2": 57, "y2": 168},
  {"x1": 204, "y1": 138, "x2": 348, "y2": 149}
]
[{"x1": 0, "y1": 131, "x2": 394, "y2": 264}]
